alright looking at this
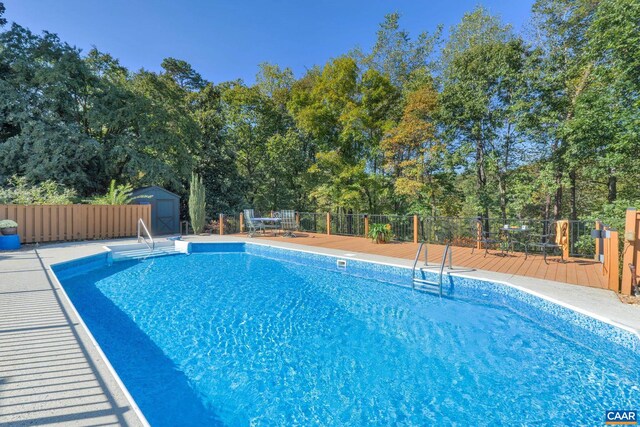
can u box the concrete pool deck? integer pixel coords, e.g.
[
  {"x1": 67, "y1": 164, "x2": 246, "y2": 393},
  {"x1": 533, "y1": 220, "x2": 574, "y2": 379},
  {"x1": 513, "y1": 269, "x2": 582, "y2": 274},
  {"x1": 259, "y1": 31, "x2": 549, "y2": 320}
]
[
  {"x1": 1, "y1": 236, "x2": 639, "y2": 425},
  {"x1": 0, "y1": 239, "x2": 146, "y2": 427}
]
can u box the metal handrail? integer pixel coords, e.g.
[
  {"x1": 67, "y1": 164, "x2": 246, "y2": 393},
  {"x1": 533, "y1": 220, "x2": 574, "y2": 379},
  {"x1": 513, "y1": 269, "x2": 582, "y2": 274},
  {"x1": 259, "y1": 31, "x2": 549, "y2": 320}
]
[
  {"x1": 412, "y1": 243, "x2": 452, "y2": 297},
  {"x1": 137, "y1": 218, "x2": 155, "y2": 252},
  {"x1": 412, "y1": 242, "x2": 426, "y2": 285},
  {"x1": 437, "y1": 244, "x2": 451, "y2": 297}
]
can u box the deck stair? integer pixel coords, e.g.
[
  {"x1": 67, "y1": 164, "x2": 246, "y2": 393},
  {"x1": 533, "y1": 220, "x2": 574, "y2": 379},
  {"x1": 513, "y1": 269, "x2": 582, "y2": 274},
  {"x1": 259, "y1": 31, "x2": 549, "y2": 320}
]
[
  {"x1": 109, "y1": 219, "x2": 182, "y2": 261},
  {"x1": 412, "y1": 243, "x2": 452, "y2": 296},
  {"x1": 110, "y1": 242, "x2": 180, "y2": 261}
]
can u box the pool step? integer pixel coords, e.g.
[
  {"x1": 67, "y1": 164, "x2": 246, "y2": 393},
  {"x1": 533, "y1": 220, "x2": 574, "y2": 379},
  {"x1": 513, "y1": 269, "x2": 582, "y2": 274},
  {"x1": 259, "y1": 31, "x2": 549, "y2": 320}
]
[
  {"x1": 412, "y1": 277, "x2": 443, "y2": 294},
  {"x1": 411, "y1": 243, "x2": 451, "y2": 297},
  {"x1": 109, "y1": 242, "x2": 181, "y2": 261}
]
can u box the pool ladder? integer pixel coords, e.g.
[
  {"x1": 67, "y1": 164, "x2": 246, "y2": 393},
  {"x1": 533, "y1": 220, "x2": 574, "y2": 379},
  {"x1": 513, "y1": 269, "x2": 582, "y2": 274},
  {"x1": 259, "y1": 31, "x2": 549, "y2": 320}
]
[{"x1": 412, "y1": 243, "x2": 452, "y2": 296}]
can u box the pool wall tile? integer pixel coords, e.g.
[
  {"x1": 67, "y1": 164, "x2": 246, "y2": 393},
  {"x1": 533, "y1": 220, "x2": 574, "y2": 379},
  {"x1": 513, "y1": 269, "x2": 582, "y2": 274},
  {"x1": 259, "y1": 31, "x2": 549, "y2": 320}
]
[{"x1": 52, "y1": 252, "x2": 110, "y2": 281}]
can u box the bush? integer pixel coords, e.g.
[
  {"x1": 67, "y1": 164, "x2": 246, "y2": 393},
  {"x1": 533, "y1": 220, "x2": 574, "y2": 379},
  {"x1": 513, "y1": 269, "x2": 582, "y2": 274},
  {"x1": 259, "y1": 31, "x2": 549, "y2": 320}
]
[
  {"x1": 0, "y1": 176, "x2": 77, "y2": 204},
  {"x1": 0, "y1": 219, "x2": 18, "y2": 228},
  {"x1": 368, "y1": 223, "x2": 393, "y2": 243},
  {"x1": 189, "y1": 173, "x2": 206, "y2": 234},
  {"x1": 85, "y1": 180, "x2": 149, "y2": 205}
]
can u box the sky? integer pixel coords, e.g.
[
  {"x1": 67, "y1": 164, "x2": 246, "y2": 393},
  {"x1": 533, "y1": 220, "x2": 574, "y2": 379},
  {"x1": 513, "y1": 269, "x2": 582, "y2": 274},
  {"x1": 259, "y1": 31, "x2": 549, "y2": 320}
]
[{"x1": 3, "y1": 0, "x2": 535, "y2": 84}]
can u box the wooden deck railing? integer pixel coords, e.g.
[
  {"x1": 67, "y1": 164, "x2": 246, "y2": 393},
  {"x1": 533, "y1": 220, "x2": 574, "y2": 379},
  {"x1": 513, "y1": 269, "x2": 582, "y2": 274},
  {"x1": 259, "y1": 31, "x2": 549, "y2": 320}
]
[
  {"x1": 216, "y1": 210, "x2": 640, "y2": 296},
  {"x1": 0, "y1": 204, "x2": 151, "y2": 244},
  {"x1": 229, "y1": 212, "x2": 595, "y2": 256},
  {"x1": 621, "y1": 208, "x2": 640, "y2": 295},
  {"x1": 599, "y1": 222, "x2": 620, "y2": 293}
]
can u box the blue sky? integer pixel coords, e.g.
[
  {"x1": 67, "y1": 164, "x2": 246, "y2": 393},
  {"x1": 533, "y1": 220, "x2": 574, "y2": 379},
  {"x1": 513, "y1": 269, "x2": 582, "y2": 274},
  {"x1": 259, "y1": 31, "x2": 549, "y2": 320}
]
[{"x1": 4, "y1": 0, "x2": 534, "y2": 84}]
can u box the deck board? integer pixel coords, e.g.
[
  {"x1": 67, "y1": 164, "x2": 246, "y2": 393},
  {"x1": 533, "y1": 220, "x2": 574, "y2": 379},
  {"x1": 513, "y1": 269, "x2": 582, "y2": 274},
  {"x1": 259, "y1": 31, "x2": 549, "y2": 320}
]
[{"x1": 235, "y1": 232, "x2": 607, "y2": 289}]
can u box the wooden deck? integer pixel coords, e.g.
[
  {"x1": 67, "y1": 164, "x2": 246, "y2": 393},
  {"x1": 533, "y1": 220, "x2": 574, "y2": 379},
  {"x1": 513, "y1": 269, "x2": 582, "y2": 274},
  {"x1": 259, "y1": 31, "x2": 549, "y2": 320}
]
[{"x1": 234, "y1": 232, "x2": 607, "y2": 289}]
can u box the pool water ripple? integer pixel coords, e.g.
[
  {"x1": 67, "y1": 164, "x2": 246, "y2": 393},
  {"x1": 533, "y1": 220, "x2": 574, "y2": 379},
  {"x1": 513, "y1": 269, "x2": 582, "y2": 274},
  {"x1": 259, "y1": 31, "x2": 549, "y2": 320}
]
[{"x1": 59, "y1": 251, "x2": 640, "y2": 426}]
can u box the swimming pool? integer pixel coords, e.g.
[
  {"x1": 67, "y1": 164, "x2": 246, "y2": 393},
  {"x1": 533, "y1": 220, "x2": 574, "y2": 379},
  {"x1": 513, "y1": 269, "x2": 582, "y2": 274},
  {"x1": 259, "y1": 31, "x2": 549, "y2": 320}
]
[{"x1": 53, "y1": 242, "x2": 640, "y2": 426}]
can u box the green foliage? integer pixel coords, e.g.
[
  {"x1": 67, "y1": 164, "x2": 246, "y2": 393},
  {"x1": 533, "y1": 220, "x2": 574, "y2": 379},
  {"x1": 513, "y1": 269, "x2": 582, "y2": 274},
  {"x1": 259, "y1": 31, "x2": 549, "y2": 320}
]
[
  {"x1": 368, "y1": 223, "x2": 393, "y2": 243},
  {"x1": 362, "y1": 12, "x2": 441, "y2": 87},
  {"x1": 0, "y1": 176, "x2": 77, "y2": 204},
  {"x1": 0, "y1": 219, "x2": 18, "y2": 228},
  {"x1": 86, "y1": 180, "x2": 148, "y2": 205},
  {"x1": 189, "y1": 172, "x2": 206, "y2": 234},
  {"x1": 440, "y1": 7, "x2": 528, "y2": 221},
  {"x1": 0, "y1": 2, "x2": 638, "y2": 227},
  {"x1": 0, "y1": 2, "x2": 6, "y2": 27}
]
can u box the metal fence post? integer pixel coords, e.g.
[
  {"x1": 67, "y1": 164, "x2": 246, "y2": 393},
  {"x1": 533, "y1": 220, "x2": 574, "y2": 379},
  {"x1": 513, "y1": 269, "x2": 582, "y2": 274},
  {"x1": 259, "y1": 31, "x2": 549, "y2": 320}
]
[{"x1": 595, "y1": 221, "x2": 602, "y2": 260}]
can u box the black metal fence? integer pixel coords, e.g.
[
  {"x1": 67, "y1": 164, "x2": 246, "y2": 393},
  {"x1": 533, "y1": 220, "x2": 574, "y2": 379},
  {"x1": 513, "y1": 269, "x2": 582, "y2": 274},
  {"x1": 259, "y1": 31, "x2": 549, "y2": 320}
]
[
  {"x1": 198, "y1": 212, "x2": 596, "y2": 259},
  {"x1": 298, "y1": 212, "x2": 328, "y2": 234},
  {"x1": 368, "y1": 214, "x2": 414, "y2": 242},
  {"x1": 331, "y1": 213, "x2": 365, "y2": 236}
]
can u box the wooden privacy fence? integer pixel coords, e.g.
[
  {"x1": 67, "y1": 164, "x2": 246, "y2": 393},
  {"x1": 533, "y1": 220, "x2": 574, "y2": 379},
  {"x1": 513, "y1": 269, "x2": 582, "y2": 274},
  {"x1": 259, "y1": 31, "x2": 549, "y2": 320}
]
[{"x1": 0, "y1": 204, "x2": 151, "y2": 244}]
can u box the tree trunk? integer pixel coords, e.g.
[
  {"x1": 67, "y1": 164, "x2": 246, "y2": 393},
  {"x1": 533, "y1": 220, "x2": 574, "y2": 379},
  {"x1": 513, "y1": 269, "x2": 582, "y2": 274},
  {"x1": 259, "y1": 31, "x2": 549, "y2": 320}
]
[
  {"x1": 476, "y1": 139, "x2": 490, "y2": 234},
  {"x1": 543, "y1": 193, "x2": 551, "y2": 236},
  {"x1": 569, "y1": 169, "x2": 577, "y2": 221},
  {"x1": 553, "y1": 169, "x2": 563, "y2": 221},
  {"x1": 498, "y1": 173, "x2": 507, "y2": 224},
  {"x1": 607, "y1": 173, "x2": 617, "y2": 203}
]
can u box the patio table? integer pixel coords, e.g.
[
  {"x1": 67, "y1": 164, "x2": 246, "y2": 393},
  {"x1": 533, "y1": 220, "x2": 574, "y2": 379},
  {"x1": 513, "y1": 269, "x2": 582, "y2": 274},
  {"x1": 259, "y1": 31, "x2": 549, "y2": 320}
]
[
  {"x1": 253, "y1": 217, "x2": 281, "y2": 235},
  {"x1": 253, "y1": 217, "x2": 281, "y2": 223},
  {"x1": 500, "y1": 226, "x2": 530, "y2": 253}
]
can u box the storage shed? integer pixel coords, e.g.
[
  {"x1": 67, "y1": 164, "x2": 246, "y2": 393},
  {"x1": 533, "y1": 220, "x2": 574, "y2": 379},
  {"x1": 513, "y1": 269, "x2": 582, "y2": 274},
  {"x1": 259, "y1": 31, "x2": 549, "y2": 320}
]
[{"x1": 131, "y1": 186, "x2": 180, "y2": 235}]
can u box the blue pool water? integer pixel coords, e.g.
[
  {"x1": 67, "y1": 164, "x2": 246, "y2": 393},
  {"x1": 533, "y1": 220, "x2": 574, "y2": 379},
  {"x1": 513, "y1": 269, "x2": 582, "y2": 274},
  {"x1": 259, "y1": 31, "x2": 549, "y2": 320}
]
[{"x1": 58, "y1": 245, "x2": 640, "y2": 426}]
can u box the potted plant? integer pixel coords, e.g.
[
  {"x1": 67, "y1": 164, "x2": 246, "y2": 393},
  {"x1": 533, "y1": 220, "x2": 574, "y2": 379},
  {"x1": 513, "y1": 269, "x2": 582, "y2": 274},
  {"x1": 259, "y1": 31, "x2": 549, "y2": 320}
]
[
  {"x1": 0, "y1": 220, "x2": 18, "y2": 235},
  {"x1": 368, "y1": 223, "x2": 393, "y2": 244}
]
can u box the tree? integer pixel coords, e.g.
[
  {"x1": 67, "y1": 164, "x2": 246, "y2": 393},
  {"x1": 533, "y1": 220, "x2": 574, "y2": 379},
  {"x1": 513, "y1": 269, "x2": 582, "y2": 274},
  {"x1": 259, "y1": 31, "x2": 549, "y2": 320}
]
[
  {"x1": 382, "y1": 82, "x2": 453, "y2": 215},
  {"x1": 161, "y1": 57, "x2": 206, "y2": 91},
  {"x1": 307, "y1": 151, "x2": 369, "y2": 212},
  {"x1": 221, "y1": 82, "x2": 284, "y2": 208},
  {"x1": 362, "y1": 13, "x2": 440, "y2": 88},
  {"x1": 440, "y1": 7, "x2": 528, "y2": 223},
  {"x1": 263, "y1": 130, "x2": 310, "y2": 210},
  {"x1": 582, "y1": 0, "x2": 640, "y2": 205},
  {"x1": 0, "y1": 2, "x2": 6, "y2": 27},
  {"x1": 189, "y1": 172, "x2": 206, "y2": 233},
  {"x1": 256, "y1": 62, "x2": 295, "y2": 112},
  {"x1": 0, "y1": 24, "x2": 103, "y2": 194},
  {"x1": 191, "y1": 83, "x2": 243, "y2": 214},
  {"x1": 526, "y1": 0, "x2": 600, "y2": 220}
]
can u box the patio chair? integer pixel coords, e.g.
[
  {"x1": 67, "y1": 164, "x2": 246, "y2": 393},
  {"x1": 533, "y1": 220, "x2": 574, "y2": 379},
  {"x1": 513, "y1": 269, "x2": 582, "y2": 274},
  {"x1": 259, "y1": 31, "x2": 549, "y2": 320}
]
[
  {"x1": 280, "y1": 210, "x2": 298, "y2": 237},
  {"x1": 243, "y1": 209, "x2": 264, "y2": 237},
  {"x1": 470, "y1": 219, "x2": 503, "y2": 257},
  {"x1": 525, "y1": 221, "x2": 566, "y2": 264},
  {"x1": 628, "y1": 264, "x2": 640, "y2": 296}
]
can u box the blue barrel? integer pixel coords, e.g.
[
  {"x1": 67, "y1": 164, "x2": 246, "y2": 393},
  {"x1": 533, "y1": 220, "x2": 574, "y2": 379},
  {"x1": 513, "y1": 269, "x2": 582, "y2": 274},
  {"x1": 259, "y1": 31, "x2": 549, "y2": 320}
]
[{"x1": 0, "y1": 234, "x2": 21, "y2": 250}]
